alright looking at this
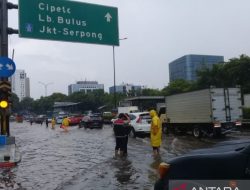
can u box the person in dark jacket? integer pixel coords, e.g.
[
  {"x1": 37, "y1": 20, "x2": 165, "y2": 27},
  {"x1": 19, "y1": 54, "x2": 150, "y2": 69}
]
[
  {"x1": 113, "y1": 113, "x2": 130, "y2": 156},
  {"x1": 45, "y1": 118, "x2": 49, "y2": 128},
  {"x1": 122, "y1": 113, "x2": 131, "y2": 156}
]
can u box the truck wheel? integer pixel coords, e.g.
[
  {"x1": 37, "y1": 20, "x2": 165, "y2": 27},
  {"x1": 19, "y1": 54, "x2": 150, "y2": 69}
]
[
  {"x1": 129, "y1": 127, "x2": 136, "y2": 138},
  {"x1": 193, "y1": 127, "x2": 202, "y2": 138},
  {"x1": 213, "y1": 128, "x2": 222, "y2": 138}
]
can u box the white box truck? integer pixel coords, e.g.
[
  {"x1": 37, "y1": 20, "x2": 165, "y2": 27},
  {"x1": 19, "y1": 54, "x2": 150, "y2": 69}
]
[
  {"x1": 165, "y1": 87, "x2": 242, "y2": 137},
  {"x1": 117, "y1": 106, "x2": 139, "y2": 114}
]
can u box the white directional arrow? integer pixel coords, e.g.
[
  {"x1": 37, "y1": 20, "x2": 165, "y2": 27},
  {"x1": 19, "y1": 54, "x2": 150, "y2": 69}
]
[
  {"x1": 0, "y1": 64, "x2": 3, "y2": 70},
  {"x1": 6, "y1": 64, "x2": 14, "y2": 70},
  {"x1": 105, "y1": 13, "x2": 112, "y2": 22}
]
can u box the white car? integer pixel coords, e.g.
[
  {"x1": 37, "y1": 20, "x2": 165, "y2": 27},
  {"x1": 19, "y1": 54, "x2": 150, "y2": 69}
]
[
  {"x1": 56, "y1": 115, "x2": 68, "y2": 124},
  {"x1": 128, "y1": 112, "x2": 151, "y2": 137}
]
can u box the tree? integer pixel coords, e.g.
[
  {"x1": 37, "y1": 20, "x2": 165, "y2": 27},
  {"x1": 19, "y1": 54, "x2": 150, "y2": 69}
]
[
  {"x1": 20, "y1": 97, "x2": 34, "y2": 113},
  {"x1": 224, "y1": 54, "x2": 250, "y2": 93},
  {"x1": 10, "y1": 93, "x2": 20, "y2": 113},
  {"x1": 140, "y1": 88, "x2": 163, "y2": 96},
  {"x1": 162, "y1": 79, "x2": 195, "y2": 95},
  {"x1": 196, "y1": 63, "x2": 225, "y2": 89},
  {"x1": 196, "y1": 54, "x2": 250, "y2": 94}
]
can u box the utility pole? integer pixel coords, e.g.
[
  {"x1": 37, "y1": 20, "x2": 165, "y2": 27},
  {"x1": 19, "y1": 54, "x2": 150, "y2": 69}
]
[
  {"x1": 0, "y1": 0, "x2": 18, "y2": 136},
  {"x1": 0, "y1": 0, "x2": 8, "y2": 56},
  {"x1": 112, "y1": 37, "x2": 127, "y2": 109}
]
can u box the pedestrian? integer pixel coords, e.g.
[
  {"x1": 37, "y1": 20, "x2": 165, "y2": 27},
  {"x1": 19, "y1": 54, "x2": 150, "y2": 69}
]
[
  {"x1": 113, "y1": 113, "x2": 127, "y2": 157},
  {"x1": 154, "y1": 162, "x2": 170, "y2": 190},
  {"x1": 45, "y1": 118, "x2": 49, "y2": 128},
  {"x1": 150, "y1": 109, "x2": 162, "y2": 157},
  {"x1": 123, "y1": 113, "x2": 131, "y2": 156},
  {"x1": 51, "y1": 117, "x2": 56, "y2": 129},
  {"x1": 61, "y1": 116, "x2": 70, "y2": 132},
  {"x1": 30, "y1": 118, "x2": 33, "y2": 125}
]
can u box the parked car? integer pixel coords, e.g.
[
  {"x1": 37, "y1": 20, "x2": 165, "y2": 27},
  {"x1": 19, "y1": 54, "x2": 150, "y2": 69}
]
[
  {"x1": 9, "y1": 115, "x2": 16, "y2": 122},
  {"x1": 161, "y1": 140, "x2": 250, "y2": 190},
  {"x1": 16, "y1": 115, "x2": 23, "y2": 123},
  {"x1": 68, "y1": 115, "x2": 83, "y2": 126},
  {"x1": 102, "y1": 112, "x2": 114, "y2": 124},
  {"x1": 79, "y1": 113, "x2": 103, "y2": 129},
  {"x1": 56, "y1": 115, "x2": 67, "y2": 124},
  {"x1": 128, "y1": 112, "x2": 151, "y2": 137},
  {"x1": 34, "y1": 115, "x2": 46, "y2": 124}
]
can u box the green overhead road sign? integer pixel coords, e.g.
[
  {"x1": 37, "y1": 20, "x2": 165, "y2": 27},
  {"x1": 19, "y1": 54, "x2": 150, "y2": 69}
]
[{"x1": 18, "y1": 0, "x2": 119, "y2": 46}]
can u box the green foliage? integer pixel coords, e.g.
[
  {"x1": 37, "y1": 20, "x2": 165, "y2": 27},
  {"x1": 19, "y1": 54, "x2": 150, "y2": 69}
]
[
  {"x1": 243, "y1": 108, "x2": 250, "y2": 119},
  {"x1": 196, "y1": 54, "x2": 250, "y2": 93},
  {"x1": 140, "y1": 88, "x2": 163, "y2": 96},
  {"x1": 162, "y1": 79, "x2": 196, "y2": 95},
  {"x1": 20, "y1": 97, "x2": 34, "y2": 112},
  {"x1": 10, "y1": 93, "x2": 20, "y2": 113},
  {"x1": 196, "y1": 64, "x2": 225, "y2": 88}
]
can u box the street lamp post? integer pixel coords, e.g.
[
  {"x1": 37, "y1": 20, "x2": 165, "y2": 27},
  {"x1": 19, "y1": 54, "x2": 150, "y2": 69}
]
[
  {"x1": 112, "y1": 37, "x2": 127, "y2": 109},
  {"x1": 112, "y1": 46, "x2": 117, "y2": 109},
  {"x1": 38, "y1": 81, "x2": 53, "y2": 97}
]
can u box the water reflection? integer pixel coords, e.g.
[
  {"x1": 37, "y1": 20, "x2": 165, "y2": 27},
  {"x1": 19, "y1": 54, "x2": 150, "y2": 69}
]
[
  {"x1": 114, "y1": 158, "x2": 133, "y2": 184},
  {"x1": 147, "y1": 156, "x2": 162, "y2": 185}
]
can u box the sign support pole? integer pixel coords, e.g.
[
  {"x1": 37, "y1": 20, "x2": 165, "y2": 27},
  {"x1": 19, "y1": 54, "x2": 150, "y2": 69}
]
[{"x1": 0, "y1": 0, "x2": 10, "y2": 136}]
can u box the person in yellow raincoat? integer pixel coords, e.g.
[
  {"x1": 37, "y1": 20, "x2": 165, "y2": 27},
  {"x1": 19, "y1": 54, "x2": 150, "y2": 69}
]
[
  {"x1": 150, "y1": 110, "x2": 162, "y2": 156},
  {"x1": 51, "y1": 117, "x2": 56, "y2": 129},
  {"x1": 61, "y1": 116, "x2": 70, "y2": 132}
]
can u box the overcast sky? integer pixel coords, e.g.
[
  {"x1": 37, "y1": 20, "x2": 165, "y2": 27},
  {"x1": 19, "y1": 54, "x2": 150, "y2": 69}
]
[{"x1": 7, "y1": 0, "x2": 250, "y2": 99}]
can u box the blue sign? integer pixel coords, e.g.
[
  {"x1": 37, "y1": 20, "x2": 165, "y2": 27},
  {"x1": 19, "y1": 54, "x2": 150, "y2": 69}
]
[{"x1": 0, "y1": 57, "x2": 16, "y2": 77}]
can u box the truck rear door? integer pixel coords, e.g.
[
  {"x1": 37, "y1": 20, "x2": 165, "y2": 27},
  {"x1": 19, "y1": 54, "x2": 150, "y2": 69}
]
[
  {"x1": 211, "y1": 88, "x2": 242, "y2": 122},
  {"x1": 211, "y1": 88, "x2": 227, "y2": 122},
  {"x1": 227, "y1": 88, "x2": 242, "y2": 122}
]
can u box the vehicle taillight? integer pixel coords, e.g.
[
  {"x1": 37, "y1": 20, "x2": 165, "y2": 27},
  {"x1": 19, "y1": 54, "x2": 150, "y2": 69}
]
[
  {"x1": 159, "y1": 162, "x2": 170, "y2": 178},
  {"x1": 136, "y1": 117, "x2": 142, "y2": 123},
  {"x1": 235, "y1": 120, "x2": 242, "y2": 126},
  {"x1": 213, "y1": 121, "x2": 221, "y2": 128}
]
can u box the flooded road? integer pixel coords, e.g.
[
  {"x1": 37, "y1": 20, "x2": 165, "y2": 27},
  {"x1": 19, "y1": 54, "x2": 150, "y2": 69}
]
[{"x1": 1, "y1": 122, "x2": 249, "y2": 190}]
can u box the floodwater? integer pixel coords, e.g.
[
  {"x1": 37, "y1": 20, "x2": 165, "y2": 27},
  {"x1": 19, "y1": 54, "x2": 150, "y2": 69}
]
[{"x1": 0, "y1": 122, "x2": 249, "y2": 190}]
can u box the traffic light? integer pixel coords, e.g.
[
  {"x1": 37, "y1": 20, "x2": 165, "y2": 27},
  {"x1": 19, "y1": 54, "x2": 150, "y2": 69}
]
[{"x1": 0, "y1": 100, "x2": 8, "y2": 109}]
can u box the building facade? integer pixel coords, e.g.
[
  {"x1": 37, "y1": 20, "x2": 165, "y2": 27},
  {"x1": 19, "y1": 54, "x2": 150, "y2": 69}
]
[
  {"x1": 11, "y1": 69, "x2": 30, "y2": 101},
  {"x1": 68, "y1": 81, "x2": 104, "y2": 95},
  {"x1": 169, "y1": 54, "x2": 224, "y2": 82},
  {"x1": 109, "y1": 83, "x2": 143, "y2": 95}
]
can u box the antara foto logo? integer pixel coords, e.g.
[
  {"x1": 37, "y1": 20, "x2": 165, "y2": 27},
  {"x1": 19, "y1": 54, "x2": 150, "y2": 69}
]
[
  {"x1": 172, "y1": 182, "x2": 240, "y2": 190},
  {"x1": 173, "y1": 183, "x2": 187, "y2": 190}
]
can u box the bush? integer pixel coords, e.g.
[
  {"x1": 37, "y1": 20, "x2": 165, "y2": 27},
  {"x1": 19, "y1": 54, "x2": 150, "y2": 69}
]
[{"x1": 243, "y1": 108, "x2": 250, "y2": 119}]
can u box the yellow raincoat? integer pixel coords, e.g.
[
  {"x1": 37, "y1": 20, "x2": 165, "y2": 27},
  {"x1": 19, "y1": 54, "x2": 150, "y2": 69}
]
[
  {"x1": 62, "y1": 117, "x2": 70, "y2": 132},
  {"x1": 150, "y1": 110, "x2": 162, "y2": 147},
  {"x1": 51, "y1": 118, "x2": 56, "y2": 129},
  {"x1": 62, "y1": 117, "x2": 70, "y2": 127}
]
